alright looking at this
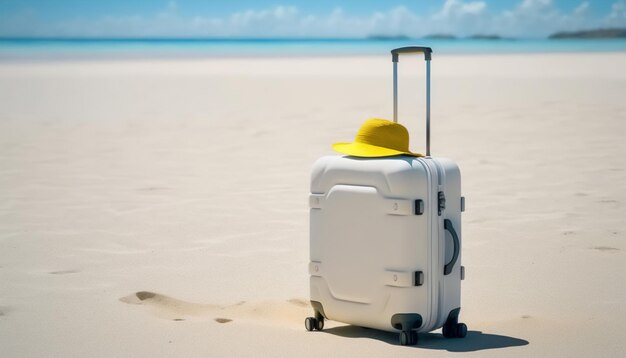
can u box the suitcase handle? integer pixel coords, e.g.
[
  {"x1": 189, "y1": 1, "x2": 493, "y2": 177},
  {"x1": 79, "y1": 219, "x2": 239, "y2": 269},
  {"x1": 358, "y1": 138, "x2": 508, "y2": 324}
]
[
  {"x1": 391, "y1": 46, "x2": 432, "y2": 156},
  {"x1": 391, "y1": 46, "x2": 432, "y2": 61},
  {"x1": 443, "y1": 219, "x2": 460, "y2": 275}
]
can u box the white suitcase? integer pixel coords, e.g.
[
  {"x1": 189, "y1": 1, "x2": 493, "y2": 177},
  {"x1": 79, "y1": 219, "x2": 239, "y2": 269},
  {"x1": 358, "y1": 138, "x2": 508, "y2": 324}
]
[{"x1": 306, "y1": 47, "x2": 467, "y2": 346}]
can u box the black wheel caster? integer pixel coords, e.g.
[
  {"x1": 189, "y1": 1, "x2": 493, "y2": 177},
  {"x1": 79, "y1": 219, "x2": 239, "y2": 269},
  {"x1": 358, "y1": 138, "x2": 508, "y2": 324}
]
[
  {"x1": 442, "y1": 323, "x2": 467, "y2": 338},
  {"x1": 399, "y1": 331, "x2": 418, "y2": 346},
  {"x1": 315, "y1": 318, "x2": 324, "y2": 331},
  {"x1": 305, "y1": 317, "x2": 316, "y2": 331},
  {"x1": 305, "y1": 317, "x2": 324, "y2": 331},
  {"x1": 400, "y1": 331, "x2": 409, "y2": 345},
  {"x1": 456, "y1": 323, "x2": 467, "y2": 338}
]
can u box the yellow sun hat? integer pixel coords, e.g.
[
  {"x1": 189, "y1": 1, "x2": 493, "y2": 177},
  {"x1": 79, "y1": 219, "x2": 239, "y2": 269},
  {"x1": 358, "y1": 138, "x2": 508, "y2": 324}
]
[{"x1": 332, "y1": 118, "x2": 423, "y2": 158}]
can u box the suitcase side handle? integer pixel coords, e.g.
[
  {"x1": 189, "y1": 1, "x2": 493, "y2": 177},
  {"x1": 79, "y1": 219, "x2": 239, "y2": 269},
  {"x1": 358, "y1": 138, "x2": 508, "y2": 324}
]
[
  {"x1": 443, "y1": 219, "x2": 460, "y2": 275},
  {"x1": 391, "y1": 46, "x2": 432, "y2": 156}
]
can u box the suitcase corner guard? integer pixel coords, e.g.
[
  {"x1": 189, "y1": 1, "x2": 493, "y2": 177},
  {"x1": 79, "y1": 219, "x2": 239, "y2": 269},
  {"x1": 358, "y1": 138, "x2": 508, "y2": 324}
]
[
  {"x1": 309, "y1": 194, "x2": 325, "y2": 209},
  {"x1": 309, "y1": 261, "x2": 323, "y2": 277}
]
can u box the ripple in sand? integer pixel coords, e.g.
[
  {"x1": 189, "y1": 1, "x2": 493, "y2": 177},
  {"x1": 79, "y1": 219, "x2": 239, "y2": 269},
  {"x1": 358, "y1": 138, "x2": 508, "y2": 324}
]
[
  {"x1": 593, "y1": 246, "x2": 620, "y2": 252},
  {"x1": 136, "y1": 186, "x2": 171, "y2": 192},
  {"x1": 287, "y1": 298, "x2": 308, "y2": 307},
  {"x1": 49, "y1": 269, "x2": 79, "y2": 275},
  {"x1": 121, "y1": 291, "x2": 308, "y2": 326}
]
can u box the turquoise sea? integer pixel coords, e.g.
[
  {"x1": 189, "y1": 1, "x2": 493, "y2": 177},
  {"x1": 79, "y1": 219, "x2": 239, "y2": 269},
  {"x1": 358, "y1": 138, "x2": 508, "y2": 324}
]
[{"x1": 1, "y1": 38, "x2": 625, "y2": 60}]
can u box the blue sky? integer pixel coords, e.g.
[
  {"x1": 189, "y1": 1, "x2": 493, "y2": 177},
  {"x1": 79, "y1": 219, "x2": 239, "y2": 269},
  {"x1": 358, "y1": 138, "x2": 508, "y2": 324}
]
[{"x1": 1, "y1": 0, "x2": 625, "y2": 38}]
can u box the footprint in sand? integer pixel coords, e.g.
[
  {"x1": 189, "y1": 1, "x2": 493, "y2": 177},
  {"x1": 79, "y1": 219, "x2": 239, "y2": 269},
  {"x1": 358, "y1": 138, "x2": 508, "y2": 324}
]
[
  {"x1": 135, "y1": 291, "x2": 156, "y2": 301},
  {"x1": 120, "y1": 291, "x2": 310, "y2": 327}
]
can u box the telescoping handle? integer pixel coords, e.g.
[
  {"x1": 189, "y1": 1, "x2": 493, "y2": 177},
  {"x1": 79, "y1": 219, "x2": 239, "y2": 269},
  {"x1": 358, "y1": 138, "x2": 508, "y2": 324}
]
[{"x1": 391, "y1": 46, "x2": 433, "y2": 156}]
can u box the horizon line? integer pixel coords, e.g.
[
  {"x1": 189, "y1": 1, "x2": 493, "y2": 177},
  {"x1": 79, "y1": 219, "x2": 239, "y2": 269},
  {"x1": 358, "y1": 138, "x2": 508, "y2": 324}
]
[{"x1": 0, "y1": 36, "x2": 587, "y2": 42}]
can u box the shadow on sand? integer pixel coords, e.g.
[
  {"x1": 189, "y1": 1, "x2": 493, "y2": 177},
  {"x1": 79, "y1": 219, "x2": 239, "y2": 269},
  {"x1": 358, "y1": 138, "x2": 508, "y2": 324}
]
[{"x1": 322, "y1": 326, "x2": 529, "y2": 352}]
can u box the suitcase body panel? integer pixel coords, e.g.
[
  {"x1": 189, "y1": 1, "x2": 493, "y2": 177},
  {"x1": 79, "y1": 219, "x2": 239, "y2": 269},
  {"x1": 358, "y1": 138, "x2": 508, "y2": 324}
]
[{"x1": 309, "y1": 155, "x2": 462, "y2": 333}]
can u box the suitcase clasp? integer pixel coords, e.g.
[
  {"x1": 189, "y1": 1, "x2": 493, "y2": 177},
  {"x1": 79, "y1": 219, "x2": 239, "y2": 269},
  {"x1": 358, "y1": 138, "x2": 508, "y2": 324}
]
[{"x1": 438, "y1": 191, "x2": 446, "y2": 216}]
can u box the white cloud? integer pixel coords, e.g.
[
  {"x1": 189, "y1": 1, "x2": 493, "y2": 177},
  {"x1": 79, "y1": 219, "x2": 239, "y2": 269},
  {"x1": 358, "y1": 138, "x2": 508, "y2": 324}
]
[
  {"x1": 487, "y1": 0, "x2": 614, "y2": 36},
  {"x1": 0, "y1": 1, "x2": 623, "y2": 38},
  {"x1": 574, "y1": 2, "x2": 590, "y2": 16},
  {"x1": 463, "y1": 2, "x2": 487, "y2": 15},
  {"x1": 608, "y1": 0, "x2": 626, "y2": 20},
  {"x1": 230, "y1": 6, "x2": 298, "y2": 27},
  {"x1": 436, "y1": 0, "x2": 487, "y2": 18},
  {"x1": 520, "y1": 0, "x2": 552, "y2": 10}
]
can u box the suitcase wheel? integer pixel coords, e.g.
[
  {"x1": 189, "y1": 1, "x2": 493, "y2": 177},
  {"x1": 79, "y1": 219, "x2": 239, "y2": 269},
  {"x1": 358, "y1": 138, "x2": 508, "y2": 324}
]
[
  {"x1": 456, "y1": 323, "x2": 467, "y2": 338},
  {"x1": 315, "y1": 318, "x2": 324, "y2": 331},
  {"x1": 442, "y1": 322, "x2": 467, "y2": 338},
  {"x1": 304, "y1": 317, "x2": 324, "y2": 331},
  {"x1": 399, "y1": 331, "x2": 418, "y2": 346}
]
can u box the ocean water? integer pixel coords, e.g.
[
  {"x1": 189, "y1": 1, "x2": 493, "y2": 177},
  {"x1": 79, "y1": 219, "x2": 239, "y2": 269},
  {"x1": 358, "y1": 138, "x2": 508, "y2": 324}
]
[{"x1": 1, "y1": 38, "x2": 625, "y2": 60}]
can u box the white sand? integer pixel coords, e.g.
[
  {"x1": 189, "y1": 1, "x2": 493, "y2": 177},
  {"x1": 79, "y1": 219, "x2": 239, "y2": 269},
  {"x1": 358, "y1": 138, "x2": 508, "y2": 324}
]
[{"x1": 0, "y1": 53, "x2": 625, "y2": 356}]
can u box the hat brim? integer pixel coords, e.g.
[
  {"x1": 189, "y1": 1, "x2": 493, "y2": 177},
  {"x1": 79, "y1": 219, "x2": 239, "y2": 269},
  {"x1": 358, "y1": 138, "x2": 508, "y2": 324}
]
[{"x1": 332, "y1": 142, "x2": 423, "y2": 158}]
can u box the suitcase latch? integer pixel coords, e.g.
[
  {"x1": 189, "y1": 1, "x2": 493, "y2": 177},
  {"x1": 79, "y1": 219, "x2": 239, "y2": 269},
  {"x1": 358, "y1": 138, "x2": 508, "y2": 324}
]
[
  {"x1": 414, "y1": 271, "x2": 424, "y2": 286},
  {"x1": 438, "y1": 191, "x2": 446, "y2": 216},
  {"x1": 414, "y1": 199, "x2": 424, "y2": 215}
]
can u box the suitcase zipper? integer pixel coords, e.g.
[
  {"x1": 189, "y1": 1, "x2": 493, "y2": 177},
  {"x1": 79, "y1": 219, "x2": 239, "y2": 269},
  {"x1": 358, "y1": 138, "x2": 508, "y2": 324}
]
[
  {"x1": 416, "y1": 157, "x2": 439, "y2": 331},
  {"x1": 433, "y1": 159, "x2": 448, "y2": 329}
]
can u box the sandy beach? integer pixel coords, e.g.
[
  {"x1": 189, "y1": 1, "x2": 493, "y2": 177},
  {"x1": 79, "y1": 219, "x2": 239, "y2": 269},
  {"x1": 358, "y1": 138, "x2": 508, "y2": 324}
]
[{"x1": 1, "y1": 52, "x2": 625, "y2": 356}]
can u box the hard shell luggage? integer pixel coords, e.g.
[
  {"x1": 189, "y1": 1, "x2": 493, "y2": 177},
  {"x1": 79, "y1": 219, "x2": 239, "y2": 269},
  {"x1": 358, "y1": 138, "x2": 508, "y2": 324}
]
[{"x1": 305, "y1": 47, "x2": 467, "y2": 346}]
